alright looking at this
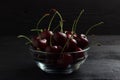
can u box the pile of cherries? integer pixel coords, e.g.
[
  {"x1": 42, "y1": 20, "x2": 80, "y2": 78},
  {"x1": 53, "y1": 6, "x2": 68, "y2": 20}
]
[
  {"x1": 31, "y1": 29, "x2": 89, "y2": 67},
  {"x1": 18, "y1": 9, "x2": 103, "y2": 68},
  {"x1": 32, "y1": 30, "x2": 88, "y2": 53}
]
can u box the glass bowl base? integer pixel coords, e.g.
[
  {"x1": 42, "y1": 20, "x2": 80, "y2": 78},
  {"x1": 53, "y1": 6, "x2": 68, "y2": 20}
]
[{"x1": 35, "y1": 59, "x2": 86, "y2": 74}]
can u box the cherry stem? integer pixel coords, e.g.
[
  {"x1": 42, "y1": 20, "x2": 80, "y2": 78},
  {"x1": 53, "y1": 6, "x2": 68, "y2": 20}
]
[
  {"x1": 30, "y1": 29, "x2": 43, "y2": 32},
  {"x1": 48, "y1": 12, "x2": 57, "y2": 30},
  {"x1": 61, "y1": 20, "x2": 77, "y2": 53},
  {"x1": 25, "y1": 42, "x2": 31, "y2": 45},
  {"x1": 36, "y1": 14, "x2": 49, "y2": 35},
  {"x1": 53, "y1": 23, "x2": 60, "y2": 32},
  {"x1": 54, "y1": 10, "x2": 63, "y2": 32},
  {"x1": 74, "y1": 9, "x2": 84, "y2": 32},
  {"x1": 61, "y1": 38, "x2": 70, "y2": 53},
  {"x1": 49, "y1": 24, "x2": 60, "y2": 46},
  {"x1": 17, "y1": 35, "x2": 32, "y2": 43},
  {"x1": 61, "y1": 33, "x2": 75, "y2": 53},
  {"x1": 85, "y1": 21, "x2": 104, "y2": 35},
  {"x1": 72, "y1": 20, "x2": 77, "y2": 33}
]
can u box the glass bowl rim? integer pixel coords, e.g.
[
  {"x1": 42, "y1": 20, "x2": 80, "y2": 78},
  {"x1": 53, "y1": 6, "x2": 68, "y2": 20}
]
[{"x1": 29, "y1": 46, "x2": 90, "y2": 54}]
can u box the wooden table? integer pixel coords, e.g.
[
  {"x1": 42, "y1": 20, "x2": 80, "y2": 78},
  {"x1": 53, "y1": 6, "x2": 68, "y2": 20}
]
[{"x1": 0, "y1": 35, "x2": 120, "y2": 80}]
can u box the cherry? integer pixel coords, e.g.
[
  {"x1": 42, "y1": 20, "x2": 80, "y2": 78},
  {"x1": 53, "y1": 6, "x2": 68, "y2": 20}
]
[
  {"x1": 38, "y1": 39, "x2": 48, "y2": 51},
  {"x1": 75, "y1": 34, "x2": 89, "y2": 49},
  {"x1": 65, "y1": 31, "x2": 77, "y2": 38},
  {"x1": 45, "y1": 45, "x2": 62, "y2": 64},
  {"x1": 31, "y1": 36, "x2": 48, "y2": 51},
  {"x1": 45, "y1": 45, "x2": 62, "y2": 53},
  {"x1": 65, "y1": 31, "x2": 72, "y2": 38},
  {"x1": 74, "y1": 47, "x2": 85, "y2": 59},
  {"x1": 53, "y1": 32, "x2": 67, "y2": 46},
  {"x1": 57, "y1": 53, "x2": 73, "y2": 68},
  {"x1": 71, "y1": 47, "x2": 85, "y2": 62},
  {"x1": 31, "y1": 36, "x2": 40, "y2": 48},
  {"x1": 40, "y1": 29, "x2": 53, "y2": 40},
  {"x1": 65, "y1": 38, "x2": 77, "y2": 52}
]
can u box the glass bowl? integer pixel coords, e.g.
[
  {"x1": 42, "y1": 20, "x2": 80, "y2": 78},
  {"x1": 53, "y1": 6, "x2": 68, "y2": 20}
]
[{"x1": 29, "y1": 46, "x2": 90, "y2": 74}]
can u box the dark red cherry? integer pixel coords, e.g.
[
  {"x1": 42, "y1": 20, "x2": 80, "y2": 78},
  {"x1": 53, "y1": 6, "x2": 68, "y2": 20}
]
[
  {"x1": 31, "y1": 36, "x2": 40, "y2": 48},
  {"x1": 38, "y1": 39, "x2": 48, "y2": 51},
  {"x1": 65, "y1": 31, "x2": 72, "y2": 38},
  {"x1": 75, "y1": 34, "x2": 89, "y2": 49},
  {"x1": 40, "y1": 29, "x2": 53, "y2": 40},
  {"x1": 45, "y1": 46, "x2": 62, "y2": 64},
  {"x1": 53, "y1": 32, "x2": 67, "y2": 46},
  {"x1": 75, "y1": 47, "x2": 85, "y2": 58},
  {"x1": 65, "y1": 31, "x2": 77, "y2": 38},
  {"x1": 72, "y1": 47, "x2": 85, "y2": 61},
  {"x1": 57, "y1": 53, "x2": 73, "y2": 68},
  {"x1": 65, "y1": 38, "x2": 77, "y2": 52},
  {"x1": 31, "y1": 36, "x2": 48, "y2": 51},
  {"x1": 45, "y1": 46, "x2": 62, "y2": 53}
]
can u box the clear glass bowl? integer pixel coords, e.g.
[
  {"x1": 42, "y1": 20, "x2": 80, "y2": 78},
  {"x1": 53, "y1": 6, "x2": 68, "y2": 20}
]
[{"x1": 29, "y1": 46, "x2": 90, "y2": 74}]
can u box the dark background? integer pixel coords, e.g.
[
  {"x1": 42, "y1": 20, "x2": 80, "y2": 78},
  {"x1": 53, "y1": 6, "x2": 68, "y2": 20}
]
[{"x1": 1, "y1": 0, "x2": 120, "y2": 36}]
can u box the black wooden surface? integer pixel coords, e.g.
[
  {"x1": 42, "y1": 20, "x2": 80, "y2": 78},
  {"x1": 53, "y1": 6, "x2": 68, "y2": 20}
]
[{"x1": 0, "y1": 35, "x2": 120, "y2": 80}]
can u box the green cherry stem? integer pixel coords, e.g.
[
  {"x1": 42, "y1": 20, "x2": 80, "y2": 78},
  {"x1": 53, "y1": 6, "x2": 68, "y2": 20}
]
[
  {"x1": 30, "y1": 29, "x2": 43, "y2": 32},
  {"x1": 61, "y1": 33, "x2": 75, "y2": 53},
  {"x1": 53, "y1": 23, "x2": 60, "y2": 32},
  {"x1": 61, "y1": 38, "x2": 70, "y2": 53},
  {"x1": 74, "y1": 9, "x2": 84, "y2": 32},
  {"x1": 48, "y1": 12, "x2": 57, "y2": 30},
  {"x1": 36, "y1": 14, "x2": 49, "y2": 35},
  {"x1": 53, "y1": 9, "x2": 63, "y2": 32},
  {"x1": 49, "y1": 24, "x2": 60, "y2": 46},
  {"x1": 17, "y1": 35, "x2": 32, "y2": 43},
  {"x1": 25, "y1": 42, "x2": 31, "y2": 45},
  {"x1": 59, "y1": 21, "x2": 63, "y2": 32},
  {"x1": 72, "y1": 20, "x2": 77, "y2": 34},
  {"x1": 85, "y1": 21, "x2": 104, "y2": 35},
  {"x1": 61, "y1": 20, "x2": 77, "y2": 53}
]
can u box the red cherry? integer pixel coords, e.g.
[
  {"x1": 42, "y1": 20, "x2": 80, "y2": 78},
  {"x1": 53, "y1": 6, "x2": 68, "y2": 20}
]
[
  {"x1": 75, "y1": 47, "x2": 85, "y2": 58},
  {"x1": 31, "y1": 36, "x2": 40, "y2": 48},
  {"x1": 65, "y1": 31, "x2": 72, "y2": 38},
  {"x1": 45, "y1": 46, "x2": 62, "y2": 64},
  {"x1": 45, "y1": 46, "x2": 62, "y2": 53},
  {"x1": 53, "y1": 32, "x2": 67, "y2": 46},
  {"x1": 31, "y1": 36, "x2": 48, "y2": 51},
  {"x1": 65, "y1": 38, "x2": 77, "y2": 52},
  {"x1": 57, "y1": 53, "x2": 73, "y2": 68},
  {"x1": 72, "y1": 47, "x2": 85, "y2": 61},
  {"x1": 38, "y1": 39, "x2": 48, "y2": 51},
  {"x1": 75, "y1": 34, "x2": 89, "y2": 49},
  {"x1": 65, "y1": 31, "x2": 77, "y2": 38},
  {"x1": 40, "y1": 29, "x2": 53, "y2": 40}
]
